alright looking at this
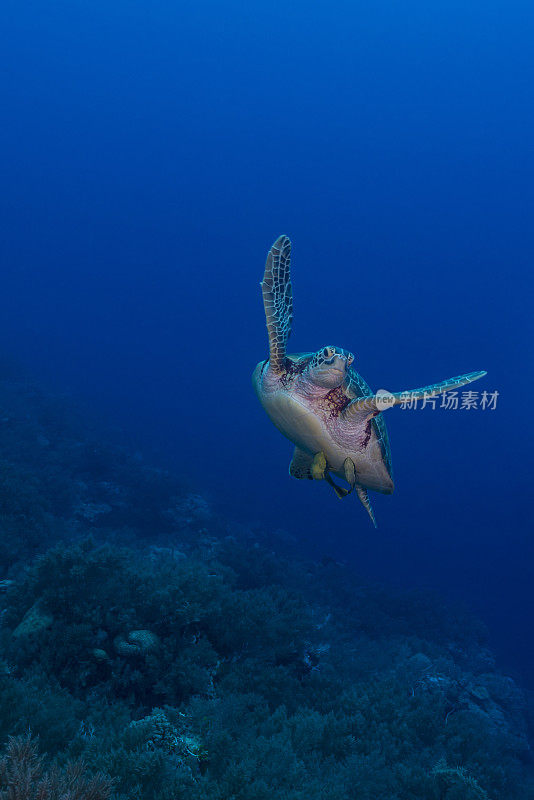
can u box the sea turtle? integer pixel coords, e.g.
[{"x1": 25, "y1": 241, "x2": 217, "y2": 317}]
[{"x1": 252, "y1": 235, "x2": 486, "y2": 527}]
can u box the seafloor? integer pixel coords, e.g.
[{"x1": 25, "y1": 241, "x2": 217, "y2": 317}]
[{"x1": 0, "y1": 370, "x2": 532, "y2": 799}]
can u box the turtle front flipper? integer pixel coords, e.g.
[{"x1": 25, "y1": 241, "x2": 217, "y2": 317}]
[
  {"x1": 342, "y1": 370, "x2": 487, "y2": 420},
  {"x1": 261, "y1": 235, "x2": 293, "y2": 374}
]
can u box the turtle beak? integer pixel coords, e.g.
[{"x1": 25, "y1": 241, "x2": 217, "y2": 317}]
[{"x1": 330, "y1": 355, "x2": 348, "y2": 373}]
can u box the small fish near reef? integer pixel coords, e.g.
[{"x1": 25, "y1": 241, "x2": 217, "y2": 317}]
[{"x1": 252, "y1": 235, "x2": 486, "y2": 527}]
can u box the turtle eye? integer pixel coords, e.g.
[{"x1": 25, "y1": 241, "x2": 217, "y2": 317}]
[
  {"x1": 323, "y1": 346, "x2": 336, "y2": 359},
  {"x1": 347, "y1": 353, "x2": 354, "y2": 365}
]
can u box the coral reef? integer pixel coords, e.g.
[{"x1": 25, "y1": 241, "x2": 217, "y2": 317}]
[{"x1": 0, "y1": 373, "x2": 533, "y2": 799}]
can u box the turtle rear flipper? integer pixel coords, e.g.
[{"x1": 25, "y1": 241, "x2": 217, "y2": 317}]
[
  {"x1": 325, "y1": 473, "x2": 351, "y2": 499},
  {"x1": 324, "y1": 457, "x2": 356, "y2": 499},
  {"x1": 327, "y1": 461, "x2": 378, "y2": 528},
  {"x1": 261, "y1": 235, "x2": 293, "y2": 374},
  {"x1": 290, "y1": 449, "x2": 346, "y2": 493},
  {"x1": 289, "y1": 447, "x2": 314, "y2": 480},
  {"x1": 290, "y1": 449, "x2": 348, "y2": 497},
  {"x1": 289, "y1": 449, "x2": 329, "y2": 481}
]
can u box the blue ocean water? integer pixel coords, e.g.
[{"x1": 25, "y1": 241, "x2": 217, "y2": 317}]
[{"x1": 0, "y1": 0, "x2": 532, "y2": 714}]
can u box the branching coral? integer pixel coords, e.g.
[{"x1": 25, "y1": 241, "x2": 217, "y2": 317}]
[
  {"x1": 431, "y1": 758, "x2": 489, "y2": 799},
  {"x1": 0, "y1": 734, "x2": 113, "y2": 800}
]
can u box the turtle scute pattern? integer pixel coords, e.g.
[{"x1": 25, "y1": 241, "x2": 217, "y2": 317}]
[{"x1": 261, "y1": 235, "x2": 293, "y2": 374}]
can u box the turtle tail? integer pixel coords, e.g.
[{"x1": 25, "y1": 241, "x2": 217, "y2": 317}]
[{"x1": 356, "y1": 486, "x2": 377, "y2": 528}]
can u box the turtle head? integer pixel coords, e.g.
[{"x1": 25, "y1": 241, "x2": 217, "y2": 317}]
[{"x1": 306, "y1": 346, "x2": 354, "y2": 389}]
